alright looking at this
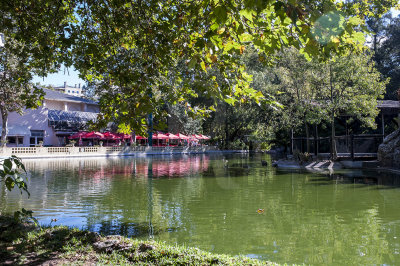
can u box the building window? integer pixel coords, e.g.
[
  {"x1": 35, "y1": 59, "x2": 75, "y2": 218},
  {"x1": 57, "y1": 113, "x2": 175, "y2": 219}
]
[
  {"x1": 7, "y1": 136, "x2": 16, "y2": 144},
  {"x1": 68, "y1": 90, "x2": 70, "y2": 93},
  {"x1": 6, "y1": 136, "x2": 24, "y2": 146},
  {"x1": 30, "y1": 130, "x2": 44, "y2": 147}
]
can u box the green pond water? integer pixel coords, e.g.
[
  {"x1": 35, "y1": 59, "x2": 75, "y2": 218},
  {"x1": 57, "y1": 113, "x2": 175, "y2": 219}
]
[{"x1": 1, "y1": 153, "x2": 400, "y2": 265}]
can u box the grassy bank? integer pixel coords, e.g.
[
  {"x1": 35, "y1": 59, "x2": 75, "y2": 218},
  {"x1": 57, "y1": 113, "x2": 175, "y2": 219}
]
[{"x1": 0, "y1": 216, "x2": 275, "y2": 265}]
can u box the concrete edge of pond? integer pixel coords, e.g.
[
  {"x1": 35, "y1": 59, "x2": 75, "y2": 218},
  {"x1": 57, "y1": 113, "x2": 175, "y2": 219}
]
[{"x1": 0, "y1": 149, "x2": 251, "y2": 160}]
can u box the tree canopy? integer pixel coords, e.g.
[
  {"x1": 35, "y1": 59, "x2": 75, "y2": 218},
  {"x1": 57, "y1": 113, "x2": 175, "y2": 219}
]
[
  {"x1": 0, "y1": 0, "x2": 398, "y2": 133},
  {"x1": 369, "y1": 14, "x2": 400, "y2": 100},
  {"x1": 0, "y1": 38, "x2": 44, "y2": 147}
]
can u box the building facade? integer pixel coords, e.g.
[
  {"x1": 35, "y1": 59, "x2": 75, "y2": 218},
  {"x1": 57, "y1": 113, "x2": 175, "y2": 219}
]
[
  {"x1": 54, "y1": 82, "x2": 84, "y2": 97},
  {"x1": 0, "y1": 88, "x2": 99, "y2": 147}
]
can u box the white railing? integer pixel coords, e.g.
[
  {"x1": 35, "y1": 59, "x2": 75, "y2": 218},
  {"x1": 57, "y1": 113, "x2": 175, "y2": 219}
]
[
  {"x1": 11, "y1": 147, "x2": 37, "y2": 154},
  {"x1": 48, "y1": 147, "x2": 70, "y2": 153},
  {"x1": 105, "y1": 146, "x2": 124, "y2": 152},
  {"x1": 0, "y1": 145, "x2": 218, "y2": 157},
  {"x1": 81, "y1": 147, "x2": 99, "y2": 153}
]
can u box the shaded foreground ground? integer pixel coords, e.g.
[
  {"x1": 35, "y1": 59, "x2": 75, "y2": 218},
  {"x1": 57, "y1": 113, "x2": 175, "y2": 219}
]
[{"x1": 0, "y1": 216, "x2": 275, "y2": 265}]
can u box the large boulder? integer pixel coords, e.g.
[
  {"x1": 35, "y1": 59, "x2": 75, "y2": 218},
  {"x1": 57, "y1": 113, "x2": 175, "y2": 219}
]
[{"x1": 378, "y1": 128, "x2": 400, "y2": 168}]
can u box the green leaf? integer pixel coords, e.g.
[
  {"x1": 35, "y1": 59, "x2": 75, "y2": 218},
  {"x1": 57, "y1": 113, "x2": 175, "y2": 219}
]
[
  {"x1": 240, "y1": 9, "x2": 255, "y2": 22},
  {"x1": 3, "y1": 159, "x2": 12, "y2": 172},
  {"x1": 188, "y1": 57, "x2": 197, "y2": 69},
  {"x1": 200, "y1": 60, "x2": 207, "y2": 72},
  {"x1": 224, "y1": 97, "x2": 237, "y2": 105},
  {"x1": 352, "y1": 32, "x2": 365, "y2": 43},
  {"x1": 347, "y1": 16, "x2": 363, "y2": 26}
]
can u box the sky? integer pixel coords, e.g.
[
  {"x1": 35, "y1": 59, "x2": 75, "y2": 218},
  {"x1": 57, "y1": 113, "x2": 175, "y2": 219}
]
[
  {"x1": 32, "y1": 67, "x2": 85, "y2": 88},
  {"x1": 33, "y1": 7, "x2": 400, "y2": 87}
]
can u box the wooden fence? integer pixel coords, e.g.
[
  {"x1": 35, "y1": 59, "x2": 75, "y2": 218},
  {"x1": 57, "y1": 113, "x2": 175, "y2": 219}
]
[{"x1": 291, "y1": 134, "x2": 383, "y2": 159}]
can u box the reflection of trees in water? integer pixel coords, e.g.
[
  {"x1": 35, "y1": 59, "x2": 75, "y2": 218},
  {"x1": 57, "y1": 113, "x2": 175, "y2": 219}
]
[
  {"x1": 90, "y1": 219, "x2": 178, "y2": 238},
  {"x1": 77, "y1": 155, "x2": 212, "y2": 240},
  {"x1": 149, "y1": 164, "x2": 396, "y2": 265},
  {"x1": 2, "y1": 154, "x2": 400, "y2": 264},
  {"x1": 311, "y1": 169, "x2": 400, "y2": 188}
]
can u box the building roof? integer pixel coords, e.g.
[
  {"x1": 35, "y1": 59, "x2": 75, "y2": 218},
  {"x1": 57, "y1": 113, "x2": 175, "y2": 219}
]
[
  {"x1": 48, "y1": 109, "x2": 98, "y2": 131},
  {"x1": 377, "y1": 100, "x2": 400, "y2": 109},
  {"x1": 42, "y1": 88, "x2": 97, "y2": 105}
]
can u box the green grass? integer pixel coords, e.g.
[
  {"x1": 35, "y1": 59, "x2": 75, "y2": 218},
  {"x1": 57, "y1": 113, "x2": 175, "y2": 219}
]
[{"x1": 0, "y1": 215, "x2": 277, "y2": 265}]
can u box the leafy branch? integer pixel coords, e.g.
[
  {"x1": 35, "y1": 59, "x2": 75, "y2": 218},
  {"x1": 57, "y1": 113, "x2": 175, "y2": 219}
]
[{"x1": 0, "y1": 155, "x2": 29, "y2": 196}]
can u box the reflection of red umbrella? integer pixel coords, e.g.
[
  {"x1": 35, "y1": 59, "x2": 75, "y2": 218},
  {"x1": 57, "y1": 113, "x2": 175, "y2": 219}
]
[{"x1": 68, "y1": 131, "x2": 87, "y2": 139}]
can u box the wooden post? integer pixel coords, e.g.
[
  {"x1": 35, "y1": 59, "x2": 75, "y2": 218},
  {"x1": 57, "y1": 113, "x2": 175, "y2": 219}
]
[
  {"x1": 291, "y1": 129, "x2": 294, "y2": 155},
  {"x1": 381, "y1": 111, "x2": 385, "y2": 142},
  {"x1": 350, "y1": 133, "x2": 354, "y2": 161},
  {"x1": 301, "y1": 136, "x2": 304, "y2": 153},
  {"x1": 314, "y1": 125, "x2": 318, "y2": 156}
]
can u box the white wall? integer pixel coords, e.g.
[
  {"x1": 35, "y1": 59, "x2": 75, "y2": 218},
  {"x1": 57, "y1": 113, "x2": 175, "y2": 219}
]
[
  {"x1": 0, "y1": 107, "x2": 56, "y2": 147},
  {"x1": 45, "y1": 100, "x2": 64, "y2": 110},
  {"x1": 67, "y1": 102, "x2": 82, "y2": 111},
  {"x1": 1, "y1": 99, "x2": 99, "y2": 147}
]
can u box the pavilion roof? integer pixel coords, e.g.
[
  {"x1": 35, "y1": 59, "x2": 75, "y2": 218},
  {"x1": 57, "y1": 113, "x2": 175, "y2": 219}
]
[{"x1": 377, "y1": 100, "x2": 400, "y2": 109}]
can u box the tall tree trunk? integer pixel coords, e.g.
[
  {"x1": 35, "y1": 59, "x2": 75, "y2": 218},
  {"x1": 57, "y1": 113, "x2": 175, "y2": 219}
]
[
  {"x1": 329, "y1": 63, "x2": 337, "y2": 160},
  {"x1": 330, "y1": 114, "x2": 337, "y2": 160},
  {"x1": 225, "y1": 104, "x2": 229, "y2": 149},
  {"x1": 0, "y1": 107, "x2": 8, "y2": 148}
]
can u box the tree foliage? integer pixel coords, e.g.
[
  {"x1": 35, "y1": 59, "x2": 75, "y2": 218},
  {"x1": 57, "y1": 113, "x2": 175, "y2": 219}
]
[
  {"x1": 0, "y1": 38, "x2": 44, "y2": 147},
  {"x1": 314, "y1": 53, "x2": 387, "y2": 158},
  {"x1": 206, "y1": 48, "x2": 387, "y2": 153},
  {"x1": 0, "y1": 0, "x2": 397, "y2": 133},
  {"x1": 369, "y1": 14, "x2": 400, "y2": 100},
  {"x1": 0, "y1": 155, "x2": 28, "y2": 195}
]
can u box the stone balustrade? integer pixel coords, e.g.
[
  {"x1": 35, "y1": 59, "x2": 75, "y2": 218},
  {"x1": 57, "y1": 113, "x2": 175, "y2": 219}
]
[{"x1": 0, "y1": 146, "x2": 218, "y2": 158}]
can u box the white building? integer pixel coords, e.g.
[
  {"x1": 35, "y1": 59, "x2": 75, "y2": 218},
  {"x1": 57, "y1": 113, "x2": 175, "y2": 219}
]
[
  {"x1": 54, "y1": 82, "x2": 84, "y2": 97},
  {"x1": 0, "y1": 88, "x2": 99, "y2": 147}
]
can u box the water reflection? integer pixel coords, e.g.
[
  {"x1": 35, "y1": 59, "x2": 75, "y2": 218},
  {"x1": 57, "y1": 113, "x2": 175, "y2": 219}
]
[
  {"x1": 1, "y1": 154, "x2": 400, "y2": 265},
  {"x1": 23, "y1": 155, "x2": 210, "y2": 179},
  {"x1": 307, "y1": 169, "x2": 400, "y2": 188}
]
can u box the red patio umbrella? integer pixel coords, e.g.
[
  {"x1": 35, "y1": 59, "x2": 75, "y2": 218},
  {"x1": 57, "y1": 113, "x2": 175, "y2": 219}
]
[
  {"x1": 119, "y1": 133, "x2": 132, "y2": 139},
  {"x1": 190, "y1": 134, "x2": 202, "y2": 140},
  {"x1": 152, "y1": 132, "x2": 169, "y2": 146},
  {"x1": 117, "y1": 133, "x2": 133, "y2": 144},
  {"x1": 166, "y1": 133, "x2": 180, "y2": 139},
  {"x1": 68, "y1": 131, "x2": 87, "y2": 139},
  {"x1": 135, "y1": 135, "x2": 147, "y2": 140},
  {"x1": 152, "y1": 132, "x2": 169, "y2": 139},
  {"x1": 103, "y1": 132, "x2": 121, "y2": 140},
  {"x1": 198, "y1": 134, "x2": 210, "y2": 140},
  {"x1": 176, "y1": 133, "x2": 189, "y2": 140},
  {"x1": 82, "y1": 131, "x2": 105, "y2": 139}
]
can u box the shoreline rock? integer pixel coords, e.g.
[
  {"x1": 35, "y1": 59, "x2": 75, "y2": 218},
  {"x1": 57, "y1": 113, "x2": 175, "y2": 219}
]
[{"x1": 378, "y1": 128, "x2": 400, "y2": 168}]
